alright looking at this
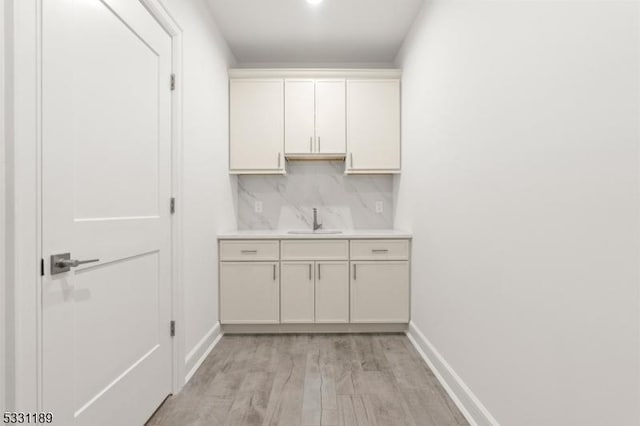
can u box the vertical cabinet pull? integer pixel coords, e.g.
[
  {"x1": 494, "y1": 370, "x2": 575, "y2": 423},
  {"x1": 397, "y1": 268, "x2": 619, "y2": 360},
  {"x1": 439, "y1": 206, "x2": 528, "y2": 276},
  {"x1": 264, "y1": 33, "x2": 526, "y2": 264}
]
[
  {"x1": 318, "y1": 263, "x2": 321, "y2": 280},
  {"x1": 310, "y1": 136, "x2": 313, "y2": 153},
  {"x1": 308, "y1": 263, "x2": 312, "y2": 280},
  {"x1": 353, "y1": 264, "x2": 357, "y2": 280},
  {"x1": 273, "y1": 264, "x2": 276, "y2": 281},
  {"x1": 318, "y1": 137, "x2": 321, "y2": 152}
]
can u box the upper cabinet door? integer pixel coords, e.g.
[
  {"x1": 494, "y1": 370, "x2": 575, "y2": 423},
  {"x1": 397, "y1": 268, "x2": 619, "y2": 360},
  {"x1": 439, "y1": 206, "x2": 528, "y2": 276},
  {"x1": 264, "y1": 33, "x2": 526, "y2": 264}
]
[
  {"x1": 285, "y1": 80, "x2": 316, "y2": 155},
  {"x1": 346, "y1": 80, "x2": 401, "y2": 173},
  {"x1": 230, "y1": 79, "x2": 284, "y2": 173},
  {"x1": 315, "y1": 80, "x2": 346, "y2": 155}
]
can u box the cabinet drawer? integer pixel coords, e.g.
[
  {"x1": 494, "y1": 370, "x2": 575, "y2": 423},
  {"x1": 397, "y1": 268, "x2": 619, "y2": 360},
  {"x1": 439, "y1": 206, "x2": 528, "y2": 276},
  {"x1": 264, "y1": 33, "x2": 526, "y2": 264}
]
[
  {"x1": 281, "y1": 239, "x2": 348, "y2": 260},
  {"x1": 219, "y1": 240, "x2": 279, "y2": 261},
  {"x1": 350, "y1": 239, "x2": 409, "y2": 260}
]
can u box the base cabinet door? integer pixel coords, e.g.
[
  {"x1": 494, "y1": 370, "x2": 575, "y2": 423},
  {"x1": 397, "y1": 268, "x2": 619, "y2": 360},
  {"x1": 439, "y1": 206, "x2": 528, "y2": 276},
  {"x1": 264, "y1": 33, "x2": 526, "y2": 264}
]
[
  {"x1": 220, "y1": 262, "x2": 279, "y2": 324},
  {"x1": 351, "y1": 261, "x2": 409, "y2": 323},
  {"x1": 281, "y1": 262, "x2": 315, "y2": 323},
  {"x1": 315, "y1": 261, "x2": 349, "y2": 323}
]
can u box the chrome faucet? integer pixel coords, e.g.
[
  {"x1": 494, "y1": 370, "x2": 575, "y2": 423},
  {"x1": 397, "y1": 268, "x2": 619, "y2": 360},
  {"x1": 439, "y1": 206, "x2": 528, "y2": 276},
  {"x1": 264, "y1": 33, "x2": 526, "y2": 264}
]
[{"x1": 312, "y1": 208, "x2": 323, "y2": 231}]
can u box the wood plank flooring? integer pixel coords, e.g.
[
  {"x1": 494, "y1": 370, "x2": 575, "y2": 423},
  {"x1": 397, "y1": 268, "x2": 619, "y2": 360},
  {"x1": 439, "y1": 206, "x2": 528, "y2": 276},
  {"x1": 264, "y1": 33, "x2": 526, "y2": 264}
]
[{"x1": 146, "y1": 334, "x2": 468, "y2": 426}]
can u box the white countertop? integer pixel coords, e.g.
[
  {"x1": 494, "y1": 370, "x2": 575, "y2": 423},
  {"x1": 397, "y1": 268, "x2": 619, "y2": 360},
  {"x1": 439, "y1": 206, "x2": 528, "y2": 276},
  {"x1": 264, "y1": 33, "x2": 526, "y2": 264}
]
[{"x1": 217, "y1": 229, "x2": 412, "y2": 240}]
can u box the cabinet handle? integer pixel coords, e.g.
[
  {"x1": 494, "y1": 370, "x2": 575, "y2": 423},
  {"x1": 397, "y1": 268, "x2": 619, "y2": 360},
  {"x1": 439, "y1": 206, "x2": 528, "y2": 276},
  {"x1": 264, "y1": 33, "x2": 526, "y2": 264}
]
[
  {"x1": 309, "y1": 263, "x2": 312, "y2": 280},
  {"x1": 241, "y1": 249, "x2": 257, "y2": 254},
  {"x1": 350, "y1": 153, "x2": 353, "y2": 168},
  {"x1": 273, "y1": 264, "x2": 276, "y2": 281},
  {"x1": 353, "y1": 264, "x2": 357, "y2": 280},
  {"x1": 318, "y1": 263, "x2": 321, "y2": 280},
  {"x1": 277, "y1": 153, "x2": 281, "y2": 169},
  {"x1": 310, "y1": 136, "x2": 313, "y2": 153},
  {"x1": 372, "y1": 249, "x2": 389, "y2": 253},
  {"x1": 318, "y1": 137, "x2": 321, "y2": 152}
]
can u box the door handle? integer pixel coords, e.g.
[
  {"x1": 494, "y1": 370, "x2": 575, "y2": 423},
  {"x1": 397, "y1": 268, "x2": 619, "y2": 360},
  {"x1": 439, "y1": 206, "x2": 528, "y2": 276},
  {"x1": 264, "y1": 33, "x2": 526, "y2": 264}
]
[{"x1": 51, "y1": 253, "x2": 100, "y2": 275}]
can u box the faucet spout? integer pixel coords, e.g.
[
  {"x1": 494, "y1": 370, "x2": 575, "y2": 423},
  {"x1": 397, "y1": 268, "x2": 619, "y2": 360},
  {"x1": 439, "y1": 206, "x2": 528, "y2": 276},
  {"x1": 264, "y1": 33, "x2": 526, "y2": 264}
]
[{"x1": 312, "y1": 208, "x2": 323, "y2": 231}]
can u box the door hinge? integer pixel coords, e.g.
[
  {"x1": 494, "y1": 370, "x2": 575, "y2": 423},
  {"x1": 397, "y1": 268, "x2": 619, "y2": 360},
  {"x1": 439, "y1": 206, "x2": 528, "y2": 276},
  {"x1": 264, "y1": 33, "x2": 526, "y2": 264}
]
[
  {"x1": 170, "y1": 74, "x2": 176, "y2": 91},
  {"x1": 170, "y1": 320, "x2": 176, "y2": 337},
  {"x1": 40, "y1": 258, "x2": 44, "y2": 277},
  {"x1": 170, "y1": 197, "x2": 176, "y2": 214}
]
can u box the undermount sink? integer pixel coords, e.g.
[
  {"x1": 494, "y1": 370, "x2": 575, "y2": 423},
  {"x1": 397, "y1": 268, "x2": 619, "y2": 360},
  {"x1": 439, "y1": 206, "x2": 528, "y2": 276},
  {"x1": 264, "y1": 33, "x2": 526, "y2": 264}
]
[{"x1": 287, "y1": 230, "x2": 344, "y2": 235}]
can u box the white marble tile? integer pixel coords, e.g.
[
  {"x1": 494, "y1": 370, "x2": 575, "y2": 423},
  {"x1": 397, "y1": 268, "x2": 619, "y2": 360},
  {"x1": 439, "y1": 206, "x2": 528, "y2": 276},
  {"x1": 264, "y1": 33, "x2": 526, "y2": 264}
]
[{"x1": 237, "y1": 161, "x2": 394, "y2": 230}]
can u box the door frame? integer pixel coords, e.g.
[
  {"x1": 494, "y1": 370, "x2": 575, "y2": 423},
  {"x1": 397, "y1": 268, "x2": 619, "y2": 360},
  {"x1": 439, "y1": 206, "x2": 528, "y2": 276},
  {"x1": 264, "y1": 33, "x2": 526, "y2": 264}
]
[{"x1": 6, "y1": 0, "x2": 185, "y2": 411}]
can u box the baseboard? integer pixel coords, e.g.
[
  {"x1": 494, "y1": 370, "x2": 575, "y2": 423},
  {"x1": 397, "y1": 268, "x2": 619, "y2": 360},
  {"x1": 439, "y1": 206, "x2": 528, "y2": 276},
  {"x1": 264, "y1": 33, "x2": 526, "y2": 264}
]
[
  {"x1": 222, "y1": 322, "x2": 408, "y2": 334},
  {"x1": 184, "y1": 322, "x2": 223, "y2": 384},
  {"x1": 406, "y1": 321, "x2": 499, "y2": 426}
]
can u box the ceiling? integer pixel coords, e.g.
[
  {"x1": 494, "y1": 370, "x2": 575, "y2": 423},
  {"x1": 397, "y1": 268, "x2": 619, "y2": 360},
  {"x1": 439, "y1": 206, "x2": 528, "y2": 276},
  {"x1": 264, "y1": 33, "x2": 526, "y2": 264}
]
[{"x1": 206, "y1": 0, "x2": 425, "y2": 65}]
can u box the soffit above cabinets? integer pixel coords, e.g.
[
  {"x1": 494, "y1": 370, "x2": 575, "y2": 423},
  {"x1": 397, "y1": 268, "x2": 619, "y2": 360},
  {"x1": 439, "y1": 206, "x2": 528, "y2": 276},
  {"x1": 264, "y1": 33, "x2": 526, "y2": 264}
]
[
  {"x1": 207, "y1": 0, "x2": 425, "y2": 64},
  {"x1": 228, "y1": 69, "x2": 402, "y2": 79}
]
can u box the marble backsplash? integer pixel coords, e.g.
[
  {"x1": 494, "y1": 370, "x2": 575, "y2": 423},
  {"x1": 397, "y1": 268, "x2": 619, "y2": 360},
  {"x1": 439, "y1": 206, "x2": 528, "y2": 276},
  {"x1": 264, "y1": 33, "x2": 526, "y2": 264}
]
[{"x1": 237, "y1": 161, "x2": 394, "y2": 230}]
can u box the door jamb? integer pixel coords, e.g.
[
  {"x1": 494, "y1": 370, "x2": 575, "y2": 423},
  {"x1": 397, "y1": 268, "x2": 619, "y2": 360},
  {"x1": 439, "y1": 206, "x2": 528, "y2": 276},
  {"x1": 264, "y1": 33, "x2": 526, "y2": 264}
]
[{"x1": 139, "y1": 0, "x2": 185, "y2": 395}]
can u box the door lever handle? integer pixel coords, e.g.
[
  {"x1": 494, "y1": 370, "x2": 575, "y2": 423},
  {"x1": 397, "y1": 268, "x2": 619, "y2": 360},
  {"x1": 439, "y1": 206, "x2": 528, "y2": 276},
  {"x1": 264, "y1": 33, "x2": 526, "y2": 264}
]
[
  {"x1": 58, "y1": 258, "x2": 100, "y2": 268},
  {"x1": 51, "y1": 253, "x2": 100, "y2": 274}
]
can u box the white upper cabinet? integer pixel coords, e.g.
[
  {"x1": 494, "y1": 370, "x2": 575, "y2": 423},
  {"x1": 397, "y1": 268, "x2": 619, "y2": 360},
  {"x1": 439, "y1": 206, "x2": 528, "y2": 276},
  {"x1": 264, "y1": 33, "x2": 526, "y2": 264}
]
[
  {"x1": 284, "y1": 80, "x2": 315, "y2": 154},
  {"x1": 229, "y1": 70, "x2": 401, "y2": 174},
  {"x1": 229, "y1": 79, "x2": 285, "y2": 174},
  {"x1": 315, "y1": 80, "x2": 346, "y2": 155},
  {"x1": 346, "y1": 79, "x2": 401, "y2": 173},
  {"x1": 284, "y1": 79, "x2": 346, "y2": 156}
]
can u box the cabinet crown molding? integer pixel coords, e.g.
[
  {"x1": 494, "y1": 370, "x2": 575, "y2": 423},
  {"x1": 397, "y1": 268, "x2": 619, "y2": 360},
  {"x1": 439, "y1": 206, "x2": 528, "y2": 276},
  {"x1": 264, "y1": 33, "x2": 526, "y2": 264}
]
[{"x1": 228, "y1": 68, "x2": 402, "y2": 79}]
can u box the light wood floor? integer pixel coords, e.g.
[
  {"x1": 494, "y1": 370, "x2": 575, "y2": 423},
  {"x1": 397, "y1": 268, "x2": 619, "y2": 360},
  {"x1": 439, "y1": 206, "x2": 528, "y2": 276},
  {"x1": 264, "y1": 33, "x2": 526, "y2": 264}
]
[{"x1": 147, "y1": 334, "x2": 468, "y2": 426}]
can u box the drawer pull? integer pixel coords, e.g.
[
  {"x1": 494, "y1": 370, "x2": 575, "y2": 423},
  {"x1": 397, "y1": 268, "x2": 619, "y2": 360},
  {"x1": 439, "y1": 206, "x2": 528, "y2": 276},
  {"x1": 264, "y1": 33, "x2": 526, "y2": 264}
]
[
  {"x1": 241, "y1": 250, "x2": 258, "y2": 254},
  {"x1": 372, "y1": 249, "x2": 389, "y2": 253}
]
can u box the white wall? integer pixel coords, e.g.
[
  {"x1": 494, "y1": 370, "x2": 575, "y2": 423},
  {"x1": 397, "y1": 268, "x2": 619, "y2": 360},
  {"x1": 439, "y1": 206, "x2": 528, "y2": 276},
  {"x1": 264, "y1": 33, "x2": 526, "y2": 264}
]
[
  {"x1": 395, "y1": 1, "x2": 639, "y2": 425},
  {"x1": 1, "y1": 0, "x2": 6, "y2": 413},
  {"x1": 160, "y1": 0, "x2": 237, "y2": 380}
]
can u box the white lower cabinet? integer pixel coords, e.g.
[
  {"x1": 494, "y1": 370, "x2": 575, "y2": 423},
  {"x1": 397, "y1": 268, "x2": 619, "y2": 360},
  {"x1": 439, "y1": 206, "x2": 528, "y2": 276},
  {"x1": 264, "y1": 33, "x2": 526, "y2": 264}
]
[
  {"x1": 281, "y1": 262, "x2": 315, "y2": 323},
  {"x1": 315, "y1": 261, "x2": 349, "y2": 323},
  {"x1": 281, "y1": 261, "x2": 349, "y2": 324},
  {"x1": 220, "y1": 261, "x2": 279, "y2": 324},
  {"x1": 350, "y1": 261, "x2": 410, "y2": 323},
  {"x1": 219, "y1": 238, "x2": 410, "y2": 327}
]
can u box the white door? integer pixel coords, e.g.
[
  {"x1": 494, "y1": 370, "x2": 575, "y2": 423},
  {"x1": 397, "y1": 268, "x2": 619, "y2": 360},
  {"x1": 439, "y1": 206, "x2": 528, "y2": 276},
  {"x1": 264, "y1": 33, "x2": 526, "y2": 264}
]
[
  {"x1": 230, "y1": 79, "x2": 284, "y2": 172},
  {"x1": 315, "y1": 80, "x2": 346, "y2": 155},
  {"x1": 220, "y1": 262, "x2": 280, "y2": 324},
  {"x1": 315, "y1": 261, "x2": 349, "y2": 323},
  {"x1": 281, "y1": 262, "x2": 315, "y2": 323},
  {"x1": 42, "y1": 1, "x2": 173, "y2": 425},
  {"x1": 350, "y1": 261, "x2": 410, "y2": 323},
  {"x1": 285, "y1": 80, "x2": 315, "y2": 154},
  {"x1": 346, "y1": 80, "x2": 401, "y2": 171}
]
